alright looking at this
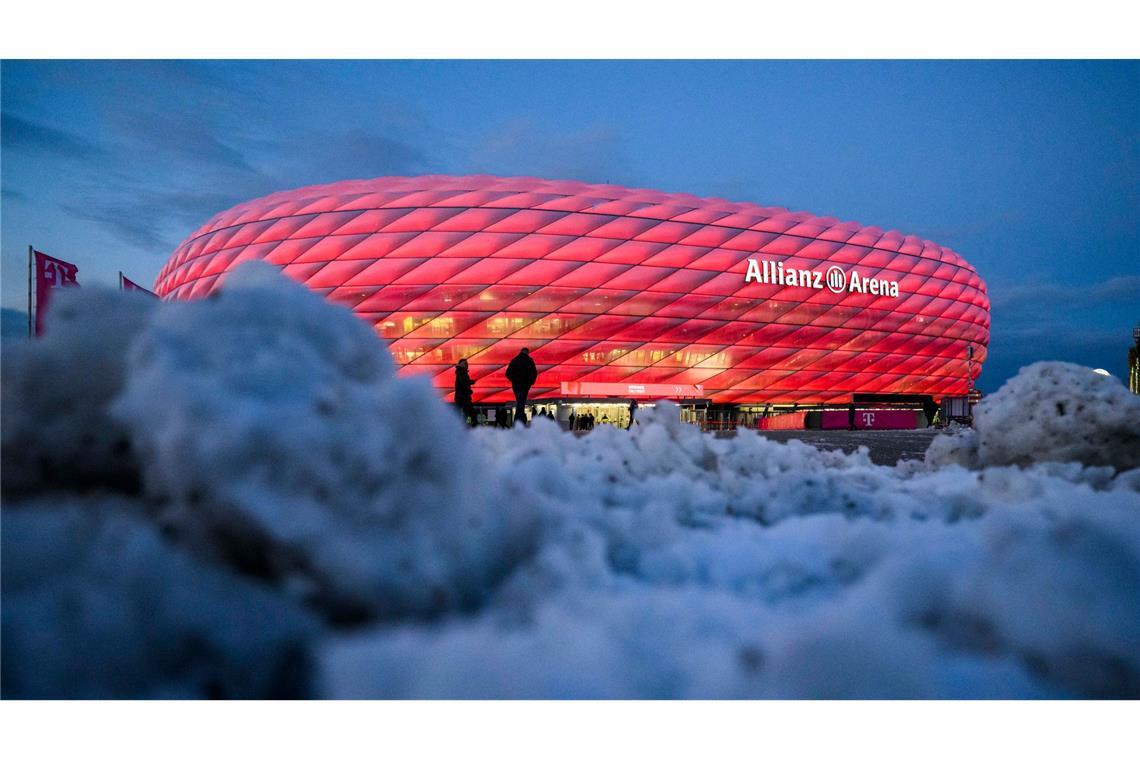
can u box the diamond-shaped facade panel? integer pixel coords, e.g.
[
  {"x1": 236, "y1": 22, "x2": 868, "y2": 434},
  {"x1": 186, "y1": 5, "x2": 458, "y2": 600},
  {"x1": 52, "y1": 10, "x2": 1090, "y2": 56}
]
[{"x1": 156, "y1": 175, "x2": 990, "y2": 404}]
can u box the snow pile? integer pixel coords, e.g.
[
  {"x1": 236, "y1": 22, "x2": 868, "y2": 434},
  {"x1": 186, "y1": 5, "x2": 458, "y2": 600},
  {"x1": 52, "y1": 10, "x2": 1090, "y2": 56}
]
[
  {"x1": 3, "y1": 267, "x2": 537, "y2": 697},
  {"x1": 111, "y1": 264, "x2": 537, "y2": 622},
  {"x1": 3, "y1": 266, "x2": 1139, "y2": 699},
  {"x1": 1, "y1": 289, "x2": 156, "y2": 496},
  {"x1": 2, "y1": 501, "x2": 318, "y2": 698},
  {"x1": 324, "y1": 413, "x2": 1140, "y2": 698},
  {"x1": 927, "y1": 361, "x2": 1140, "y2": 471}
]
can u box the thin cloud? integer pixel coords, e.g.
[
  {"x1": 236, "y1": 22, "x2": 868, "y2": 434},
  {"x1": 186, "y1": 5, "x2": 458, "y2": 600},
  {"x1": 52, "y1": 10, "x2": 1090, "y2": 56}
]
[
  {"x1": 276, "y1": 129, "x2": 433, "y2": 185},
  {"x1": 1, "y1": 113, "x2": 106, "y2": 160},
  {"x1": 981, "y1": 274, "x2": 1139, "y2": 388},
  {"x1": 61, "y1": 188, "x2": 255, "y2": 252},
  {"x1": 984, "y1": 324, "x2": 1128, "y2": 382},
  {"x1": 115, "y1": 111, "x2": 262, "y2": 176},
  {"x1": 60, "y1": 199, "x2": 173, "y2": 251},
  {"x1": 991, "y1": 275, "x2": 1140, "y2": 309},
  {"x1": 55, "y1": 122, "x2": 436, "y2": 253},
  {"x1": 468, "y1": 120, "x2": 641, "y2": 185}
]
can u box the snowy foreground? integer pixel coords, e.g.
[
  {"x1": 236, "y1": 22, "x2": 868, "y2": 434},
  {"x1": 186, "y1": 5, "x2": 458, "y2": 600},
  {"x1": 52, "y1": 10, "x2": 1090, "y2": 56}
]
[{"x1": 3, "y1": 265, "x2": 1139, "y2": 699}]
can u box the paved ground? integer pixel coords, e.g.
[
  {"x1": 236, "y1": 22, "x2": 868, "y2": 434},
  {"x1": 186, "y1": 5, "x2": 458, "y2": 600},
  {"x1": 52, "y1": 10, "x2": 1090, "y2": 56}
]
[
  {"x1": 752, "y1": 428, "x2": 943, "y2": 466},
  {"x1": 572, "y1": 424, "x2": 946, "y2": 466}
]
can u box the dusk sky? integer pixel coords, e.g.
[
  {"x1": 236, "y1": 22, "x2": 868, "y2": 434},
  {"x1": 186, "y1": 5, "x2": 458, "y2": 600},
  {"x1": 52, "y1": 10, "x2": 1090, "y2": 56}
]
[{"x1": 2, "y1": 59, "x2": 1137, "y2": 390}]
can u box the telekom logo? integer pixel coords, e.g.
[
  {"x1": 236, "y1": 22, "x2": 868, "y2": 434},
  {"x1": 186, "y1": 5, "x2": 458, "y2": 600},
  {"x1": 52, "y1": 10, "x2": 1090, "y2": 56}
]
[
  {"x1": 862, "y1": 412, "x2": 876, "y2": 426},
  {"x1": 39, "y1": 258, "x2": 74, "y2": 286}
]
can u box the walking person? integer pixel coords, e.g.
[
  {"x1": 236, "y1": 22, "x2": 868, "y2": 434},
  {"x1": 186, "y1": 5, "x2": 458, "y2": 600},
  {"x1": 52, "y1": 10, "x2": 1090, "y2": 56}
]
[
  {"x1": 454, "y1": 358, "x2": 477, "y2": 427},
  {"x1": 627, "y1": 398, "x2": 639, "y2": 430},
  {"x1": 505, "y1": 347, "x2": 538, "y2": 427}
]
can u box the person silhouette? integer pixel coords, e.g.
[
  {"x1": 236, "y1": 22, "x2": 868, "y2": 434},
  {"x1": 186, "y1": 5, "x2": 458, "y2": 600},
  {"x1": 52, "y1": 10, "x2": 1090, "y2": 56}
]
[
  {"x1": 505, "y1": 347, "x2": 538, "y2": 427},
  {"x1": 453, "y1": 358, "x2": 476, "y2": 427}
]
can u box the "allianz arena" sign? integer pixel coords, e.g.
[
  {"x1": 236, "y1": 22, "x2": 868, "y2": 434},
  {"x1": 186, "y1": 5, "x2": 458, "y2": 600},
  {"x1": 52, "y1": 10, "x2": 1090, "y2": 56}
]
[{"x1": 744, "y1": 258, "x2": 901, "y2": 298}]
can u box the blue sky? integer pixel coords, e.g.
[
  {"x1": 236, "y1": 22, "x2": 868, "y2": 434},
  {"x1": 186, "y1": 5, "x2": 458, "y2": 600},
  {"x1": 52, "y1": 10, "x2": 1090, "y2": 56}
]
[{"x1": 2, "y1": 60, "x2": 1137, "y2": 390}]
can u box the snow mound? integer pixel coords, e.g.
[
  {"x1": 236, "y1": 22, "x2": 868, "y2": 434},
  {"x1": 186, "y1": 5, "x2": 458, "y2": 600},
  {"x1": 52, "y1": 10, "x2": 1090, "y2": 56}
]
[
  {"x1": 2, "y1": 500, "x2": 318, "y2": 698},
  {"x1": 109, "y1": 264, "x2": 538, "y2": 622},
  {"x1": 923, "y1": 428, "x2": 981, "y2": 469},
  {"x1": 324, "y1": 426, "x2": 1140, "y2": 699},
  {"x1": 927, "y1": 362, "x2": 1140, "y2": 471},
  {"x1": 2, "y1": 266, "x2": 538, "y2": 626},
  {"x1": 4, "y1": 268, "x2": 1139, "y2": 698},
  {"x1": 1, "y1": 288, "x2": 156, "y2": 496}
]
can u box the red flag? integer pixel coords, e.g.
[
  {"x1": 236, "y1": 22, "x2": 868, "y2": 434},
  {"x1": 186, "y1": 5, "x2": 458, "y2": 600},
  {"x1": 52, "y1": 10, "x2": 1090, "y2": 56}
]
[
  {"x1": 31, "y1": 249, "x2": 80, "y2": 336},
  {"x1": 119, "y1": 272, "x2": 158, "y2": 297}
]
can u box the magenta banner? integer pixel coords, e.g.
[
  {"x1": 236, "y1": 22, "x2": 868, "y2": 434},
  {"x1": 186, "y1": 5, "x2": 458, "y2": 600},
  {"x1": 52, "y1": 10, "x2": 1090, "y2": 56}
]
[
  {"x1": 821, "y1": 409, "x2": 918, "y2": 430},
  {"x1": 32, "y1": 249, "x2": 80, "y2": 336},
  {"x1": 120, "y1": 273, "x2": 158, "y2": 297}
]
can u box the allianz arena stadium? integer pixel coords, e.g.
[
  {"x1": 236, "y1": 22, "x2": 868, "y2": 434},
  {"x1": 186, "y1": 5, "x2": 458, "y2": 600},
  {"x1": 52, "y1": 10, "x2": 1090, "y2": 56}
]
[{"x1": 155, "y1": 175, "x2": 989, "y2": 424}]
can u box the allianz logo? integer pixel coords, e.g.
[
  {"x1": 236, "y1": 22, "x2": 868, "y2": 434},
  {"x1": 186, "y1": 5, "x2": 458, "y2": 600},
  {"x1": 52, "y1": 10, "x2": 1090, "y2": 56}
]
[{"x1": 744, "y1": 258, "x2": 901, "y2": 298}]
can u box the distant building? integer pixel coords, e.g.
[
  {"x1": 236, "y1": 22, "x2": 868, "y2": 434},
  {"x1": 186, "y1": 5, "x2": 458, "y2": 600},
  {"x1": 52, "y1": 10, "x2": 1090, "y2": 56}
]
[{"x1": 1130, "y1": 324, "x2": 1140, "y2": 394}]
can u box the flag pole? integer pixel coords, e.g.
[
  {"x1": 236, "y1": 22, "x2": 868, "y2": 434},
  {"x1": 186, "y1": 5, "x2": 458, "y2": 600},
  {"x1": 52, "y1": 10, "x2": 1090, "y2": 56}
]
[
  {"x1": 119, "y1": 271, "x2": 124, "y2": 290},
  {"x1": 28, "y1": 245, "x2": 34, "y2": 338}
]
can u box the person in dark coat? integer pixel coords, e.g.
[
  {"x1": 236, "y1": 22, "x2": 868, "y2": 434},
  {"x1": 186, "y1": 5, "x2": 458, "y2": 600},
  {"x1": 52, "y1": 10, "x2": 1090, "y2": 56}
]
[
  {"x1": 505, "y1": 347, "x2": 538, "y2": 427},
  {"x1": 454, "y1": 358, "x2": 477, "y2": 427},
  {"x1": 627, "y1": 398, "x2": 639, "y2": 430}
]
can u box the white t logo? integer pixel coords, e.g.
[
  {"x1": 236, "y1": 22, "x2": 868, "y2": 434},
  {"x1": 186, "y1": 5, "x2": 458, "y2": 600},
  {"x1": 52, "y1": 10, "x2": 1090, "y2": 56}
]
[{"x1": 43, "y1": 260, "x2": 68, "y2": 286}]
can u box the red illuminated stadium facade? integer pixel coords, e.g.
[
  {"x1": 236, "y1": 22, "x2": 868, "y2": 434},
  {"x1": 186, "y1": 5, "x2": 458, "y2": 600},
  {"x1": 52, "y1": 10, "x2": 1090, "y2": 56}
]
[{"x1": 155, "y1": 175, "x2": 989, "y2": 413}]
